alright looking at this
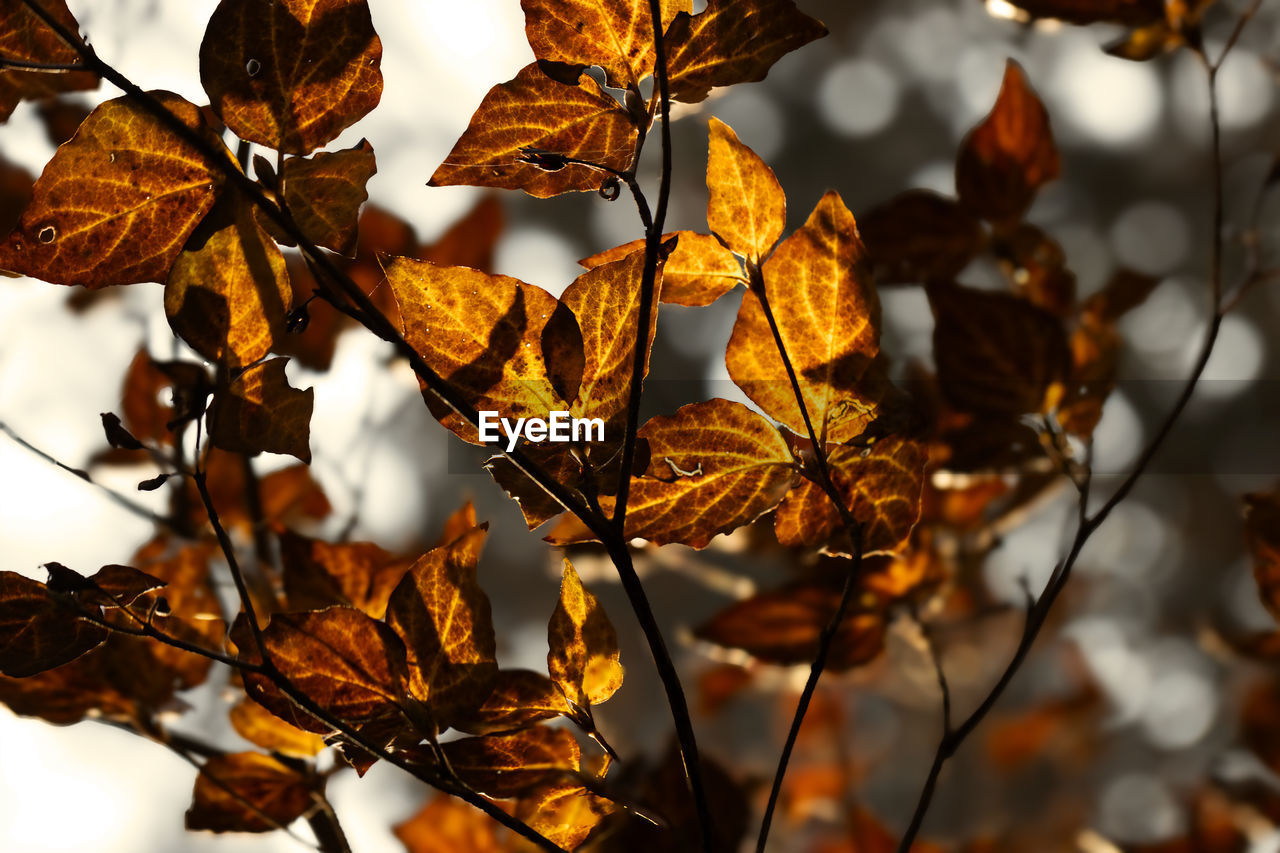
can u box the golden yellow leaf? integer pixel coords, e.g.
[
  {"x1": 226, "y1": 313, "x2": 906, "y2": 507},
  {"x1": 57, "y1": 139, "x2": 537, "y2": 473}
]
[
  {"x1": 516, "y1": 782, "x2": 616, "y2": 851},
  {"x1": 442, "y1": 726, "x2": 581, "y2": 797},
  {"x1": 621, "y1": 398, "x2": 797, "y2": 548},
  {"x1": 393, "y1": 796, "x2": 503, "y2": 853},
  {"x1": 706, "y1": 117, "x2": 785, "y2": 264},
  {"x1": 0, "y1": 92, "x2": 224, "y2": 288},
  {"x1": 165, "y1": 198, "x2": 291, "y2": 368},
  {"x1": 208, "y1": 358, "x2": 313, "y2": 462},
  {"x1": 429, "y1": 63, "x2": 637, "y2": 198},
  {"x1": 185, "y1": 752, "x2": 314, "y2": 834},
  {"x1": 385, "y1": 528, "x2": 498, "y2": 731},
  {"x1": 664, "y1": 0, "x2": 827, "y2": 103},
  {"x1": 579, "y1": 230, "x2": 743, "y2": 307},
  {"x1": 454, "y1": 669, "x2": 574, "y2": 735},
  {"x1": 199, "y1": 0, "x2": 383, "y2": 154},
  {"x1": 548, "y1": 559, "x2": 624, "y2": 709},
  {"x1": 277, "y1": 138, "x2": 377, "y2": 256},
  {"x1": 229, "y1": 698, "x2": 326, "y2": 758},
  {"x1": 727, "y1": 191, "x2": 881, "y2": 444},
  {"x1": 520, "y1": 0, "x2": 691, "y2": 89}
]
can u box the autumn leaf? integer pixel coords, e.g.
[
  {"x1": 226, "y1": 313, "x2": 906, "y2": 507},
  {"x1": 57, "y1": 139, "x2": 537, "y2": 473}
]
[
  {"x1": 622, "y1": 398, "x2": 797, "y2": 548},
  {"x1": 279, "y1": 531, "x2": 411, "y2": 619},
  {"x1": 71, "y1": 563, "x2": 167, "y2": 610},
  {"x1": 199, "y1": 0, "x2": 383, "y2": 154},
  {"x1": 706, "y1": 117, "x2": 786, "y2": 265},
  {"x1": 454, "y1": 669, "x2": 574, "y2": 735},
  {"x1": 165, "y1": 197, "x2": 291, "y2": 369},
  {"x1": 664, "y1": 0, "x2": 827, "y2": 103},
  {"x1": 0, "y1": 92, "x2": 224, "y2": 288},
  {"x1": 230, "y1": 698, "x2": 326, "y2": 758},
  {"x1": 1002, "y1": 0, "x2": 1165, "y2": 25},
  {"x1": 992, "y1": 223, "x2": 1076, "y2": 316},
  {"x1": 113, "y1": 352, "x2": 212, "y2": 448},
  {"x1": 695, "y1": 580, "x2": 885, "y2": 670},
  {"x1": 394, "y1": 796, "x2": 503, "y2": 853},
  {"x1": 956, "y1": 60, "x2": 1060, "y2": 222},
  {"x1": 927, "y1": 282, "x2": 1070, "y2": 417},
  {"x1": 517, "y1": 782, "x2": 616, "y2": 851},
  {"x1": 429, "y1": 63, "x2": 636, "y2": 198},
  {"x1": 549, "y1": 559, "x2": 624, "y2": 710},
  {"x1": 774, "y1": 435, "x2": 928, "y2": 556},
  {"x1": 442, "y1": 726, "x2": 581, "y2": 797},
  {"x1": 0, "y1": 0, "x2": 98, "y2": 123},
  {"x1": 208, "y1": 358, "x2": 314, "y2": 462},
  {"x1": 418, "y1": 197, "x2": 505, "y2": 270},
  {"x1": 520, "y1": 0, "x2": 690, "y2": 89},
  {"x1": 860, "y1": 190, "x2": 985, "y2": 284},
  {"x1": 727, "y1": 191, "x2": 882, "y2": 444},
  {"x1": 275, "y1": 138, "x2": 376, "y2": 255},
  {"x1": 237, "y1": 607, "x2": 409, "y2": 734},
  {"x1": 580, "y1": 230, "x2": 743, "y2": 307},
  {"x1": 0, "y1": 571, "x2": 107, "y2": 677},
  {"x1": 384, "y1": 527, "x2": 498, "y2": 731},
  {"x1": 185, "y1": 752, "x2": 314, "y2": 833},
  {"x1": 1245, "y1": 488, "x2": 1280, "y2": 622}
]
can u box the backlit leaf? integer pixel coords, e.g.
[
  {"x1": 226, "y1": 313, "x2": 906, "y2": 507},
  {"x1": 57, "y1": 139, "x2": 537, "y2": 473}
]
[
  {"x1": 956, "y1": 60, "x2": 1060, "y2": 222},
  {"x1": 165, "y1": 198, "x2": 291, "y2": 368},
  {"x1": 208, "y1": 358, "x2": 313, "y2": 462},
  {"x1": 385, "y1": 527, "x2": 498, "y2": 731},
  {"x1": 230, "y1": 698, "x2": 326, "y2": 758},
  {"x1": 393, "y1": 796, "x2": 503, "y2": 853},
  {"x1": 580, "y1": 230, "x2": 743, "y2": 306},
  {"x1": 0, "y1": 92, "x2": 224, "y2": 288},
  {"x1": 727, "y1": 191, "x2": 881, "y2": 443},
  {"x1": 280, "y1": 531, "x2": 411, "y2": 619},
  {"x1": 0, "y1": 571, "x2": 107, "y2": 677},
  {"x1": 774, "y1": 436, "x2": 928, "y2": 556},
  {"x1": 185, "y1": 752, "x2": 314, "y2": 833},
  {"x1": 199, "y1": 0, "x2": 383, "y2": 154},
  {"x1": 429, "y1": 63, "x2": 636, "y2": 198},
  {"x1": 0, "y1": 0, "x2": 97, "y2": 122},
  {"x1": 454, "y1": 669, "x2": 574, "y2": 735},
  {"x1": 695, "y1": 580, "x2": 885, "y2": 670},
  {"x1": 520, "y1": 0, "x2": 690, "y2": 89},
  {"x1": 549, "y1": 559, "x2": 624, "y2": 709},
  {"x1": 622, "y1": 398, "x2": 796, "y2": 548},
  {"x1": 442, "y1": 726, "x2": 581, "y2": 797},
  {"x1": 78, "y1": 564, "x2": 167, "y2": 609},
  {"x1": 928, "y1": 282, "x2": 1070, "y2": 417},
  {"x1": 665, "y1": 0, "x2": 827, "y2": 103},
  {"x1": 861, "y1": 189, "x2": 985, "y2": 284},
  {"x1": 277, "y1": 138, "x2": 376, "y2": 255},
  {"x1": 706, "y1": 117, "x2": 785, "y2": 264},
  {"x1": 517, "y1": 782, "x2": 616, "y2": 851}
]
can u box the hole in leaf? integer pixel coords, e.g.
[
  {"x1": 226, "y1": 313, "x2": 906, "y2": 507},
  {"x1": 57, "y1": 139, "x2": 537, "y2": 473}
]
[
  {"x1": 37, "y1": 226, "x2": 56, "y2": 244},
  {"x1": 245, "y1": 58, "x2": 261, "y2": 78}
]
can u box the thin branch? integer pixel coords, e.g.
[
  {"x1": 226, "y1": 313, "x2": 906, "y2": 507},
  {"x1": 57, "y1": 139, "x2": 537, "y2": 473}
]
[{"x1": 0, "y1": 53, "x2": 86, "y2": 72}]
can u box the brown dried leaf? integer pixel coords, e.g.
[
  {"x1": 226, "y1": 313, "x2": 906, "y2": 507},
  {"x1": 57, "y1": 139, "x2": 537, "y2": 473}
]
[
  {"x1": 0, "y1": 571, "x2": 107, "y2": 677},
  {"x1": 185, "y1": 752, "x2": 314, "y2": 833},
  {"x1": 208, "y1": 358, "x2": 313, "y2": 462},
  {"x1": 393, "y1": 796, "x2": 503, "y2": 853},
  {"x1": 861, "y1": 189, "x2": 985, "y2": 284},
  {"x1": 385, "y1": 528, "x2": 498, "y2": 731},
  {"x1": 665, "y1": 0, "x2": 827, "y2": 103},
  {"x1": 429, "y1": 64, "x2": 636, "y2": 198},
  {"x1": 280, "y1": 531, "x2": 411, "y2": 619},
  {"x1": 695, "y1": 580, "x2": 885, "y2": 670},
  {"x1": 549, "y1": 559, "x2": 624, "y2": 709},
  {"x1": 956, "y1": 60, "x2": 1059, "y2": 223},
  {"x1": 621, "y1": 398, "x2": 796, "y2": 548},
  {"x1": 727, "y1": 191, "x2": 881, "y2": 443},
  {"x1": 1246, "y1": 488, "x2": 1280, "y2": 622},
  {"x1": 418, "y1": 196, "x2": 505, "y2": 270},
  {"x1": 520, "y1": 0, "x2": 690, "y2": 89},
  {"x1": 278, "y1": 139, "x2": 376, "y2": 255},
  {"x1": 230, "y1": 698, "x2": 326, "y2": 758},
  {"x1": 0, "y1": 0, "x2": 97, "y2": 122},
  {"x1": 166, "y1": 198, "x2": 291, "y2": 368},
  {"x1": 199, "y1": 0, "x2": 383, "y2": 154},
  {"x1": 0, "y1": 92, "x2": 224, "y2": 288},
  {"x1": 580, "y1": 231, "x2": 743, "y2": 307},
  {"x1": 706, "y1": 117, "x2": 786, "y2": 264},
  {"x1": 443, "y1": 726, "x2": 581, "y2": 797},
  {"x1": 927, "y1": 282, "x2": 1070, "y2": 417},
  {"x1": 455, "y1": 669, "x2": 574, "y2": 735}
]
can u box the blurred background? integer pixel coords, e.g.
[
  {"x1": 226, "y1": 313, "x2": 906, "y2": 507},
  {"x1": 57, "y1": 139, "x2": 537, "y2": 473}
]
[{"x1": 1, "y1": 0, "x2": 1279, "y2": 850}]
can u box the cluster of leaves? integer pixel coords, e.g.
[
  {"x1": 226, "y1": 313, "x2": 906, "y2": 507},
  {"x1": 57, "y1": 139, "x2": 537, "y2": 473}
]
[{"x1": 0, "y1": 0, "x2": 1276, "y2": 851}]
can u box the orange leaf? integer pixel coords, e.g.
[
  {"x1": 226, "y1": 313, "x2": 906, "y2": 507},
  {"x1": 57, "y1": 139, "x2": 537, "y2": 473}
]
[
  {"x1": 1245, "y1": 487, "x2": 1280, "y2": 622},
  {"x1": 277, "y1": 138, "x2": 377, "y2": 256},
  {"x1": 774, "y1": 436, "x2": 928, "y2": 556},
  {"x1": 727, "y1": 191, "x2": 881, "y2": 443},
  {"x1": 516, "y1": 782, "x2": 616, "y2": 851},
  {"x1": 860, "y1": 189, "x2": 985, "y2": 284},
  {"x1": 429, "y1": 63, "x2": 636, "y2": 198},
  {"x1": 0, "y1": 92, "x2": 224, "y2": 288},
  {"x1": 665, "y1": 0, "x2": 827, "y2": 103},
  {"x1": 927, "y1": 282, "x2": 1070, "y2": 417},
  {"x1": 955, "y1": 59, "x2": 1060, "y2": 222},
  {"x1": 165, "y1": 198, "x2": 292, "y2": 368},
  {"x1": 622, "y1": 398, "x2": 797, "y2": 548},
  {"x1": 279, "y1": 531, "x2": 411, "y2": 619},
  {"x1": 579, "y1": 231, "x2": 743, "y2": 307},
  {"x1": 0, "y1": 571, "x2": 107, "y2": 677},
  {"x1": 454, "y1": 669, "x2": 574, "y2": 735},
  {"x1": 184, "y1": 752, "x2": 314, "y2": 833},
  {"x1": 229, "y1": 698, "x2": 326, "y2": 758},
  {"x1": 0, "y1": 0, "x2": 97, "y2": 122},
  {"x1": 208, "y1": 358, "x2": 313, "y2": 462},
  {"x1": 549, "y1": 559, "x2": 624, "y2": 709},
  {"x1": 442, "y1": 726, "x2": 581, "y2": 797},
  {"x1": 520, "y1": 0, "x2": 690, "y2": 89},
  {"x1": 706, "y1": 117, "x2": 786, "y2": 264},
  {"x1": 199, "y1": 0, "x2": 383, "y2": 154},
  {"x1": 393, "y1": 796, "x2": 503, "y2": 853},
  {"x1": 384, "y1": 527, "x2": 498, "y2": 731}
]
